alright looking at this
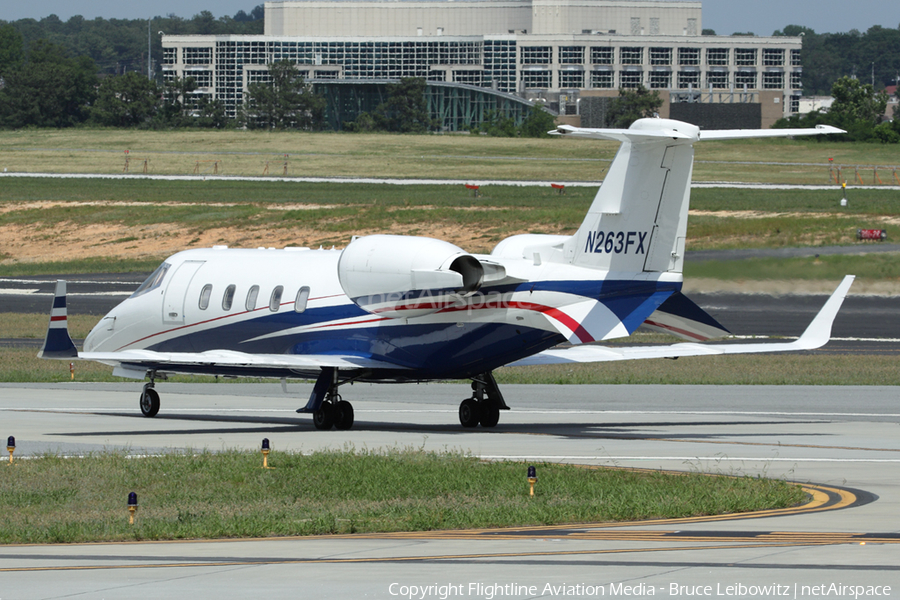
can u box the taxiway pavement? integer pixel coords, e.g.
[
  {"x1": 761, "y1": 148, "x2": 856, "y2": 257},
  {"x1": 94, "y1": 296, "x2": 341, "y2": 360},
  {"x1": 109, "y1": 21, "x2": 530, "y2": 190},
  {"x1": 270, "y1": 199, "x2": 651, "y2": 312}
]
[{"x1": 0, "y1": 383, "x2": 898, "y2": 599}]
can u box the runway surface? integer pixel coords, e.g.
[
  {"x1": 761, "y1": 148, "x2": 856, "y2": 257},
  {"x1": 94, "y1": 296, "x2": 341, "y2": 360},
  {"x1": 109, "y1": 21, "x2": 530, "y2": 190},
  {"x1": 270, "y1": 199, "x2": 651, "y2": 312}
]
[{"x1": 1, "y1": 382, "x2": 898, "y2": 599}]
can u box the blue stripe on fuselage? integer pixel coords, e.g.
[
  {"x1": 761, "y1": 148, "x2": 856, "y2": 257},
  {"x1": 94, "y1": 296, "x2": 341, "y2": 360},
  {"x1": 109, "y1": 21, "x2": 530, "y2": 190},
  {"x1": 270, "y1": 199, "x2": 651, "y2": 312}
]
[{"x1": 143, "y1": 279, "x2": 681, "y2": 374}]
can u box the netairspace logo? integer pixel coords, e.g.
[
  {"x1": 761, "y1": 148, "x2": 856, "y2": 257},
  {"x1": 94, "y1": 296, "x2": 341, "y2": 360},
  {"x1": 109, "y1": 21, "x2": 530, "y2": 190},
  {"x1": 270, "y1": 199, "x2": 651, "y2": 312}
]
[{"x1": 388, "y1": 582, "x2": 893, "y2": 599}]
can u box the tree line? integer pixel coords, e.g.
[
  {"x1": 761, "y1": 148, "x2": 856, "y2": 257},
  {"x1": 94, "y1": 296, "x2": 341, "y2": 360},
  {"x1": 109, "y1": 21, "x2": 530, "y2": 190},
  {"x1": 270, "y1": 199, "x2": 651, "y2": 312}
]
[
  {"x1": 774, "y1": 76, "x2": 900, "y2": 143},
  {"x1": 773, "y1": 25, "x2": 900, "y2": 96},
  {"x1": 0, "y1": 40, "x2": 555, "y2": 136},
  {"x1": 1, "y1": 7, "x2": 263, "y2": 77}
]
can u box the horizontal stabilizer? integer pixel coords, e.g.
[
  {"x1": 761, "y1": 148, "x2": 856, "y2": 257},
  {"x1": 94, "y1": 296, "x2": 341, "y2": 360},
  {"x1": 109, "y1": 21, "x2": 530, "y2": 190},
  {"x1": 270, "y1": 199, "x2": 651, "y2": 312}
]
[
  {"x1": 642, "y1": 292, "x2": 730, "y2": 341},
  {"x1": 699, "y1": 124, "x2": 845, "y2": 140},
  {"x1": 38, "y1": 280, "x2": 78, "y2": 359},
  {"x1": 509, "y1": 276, "x2": 854, "y2": 366}
]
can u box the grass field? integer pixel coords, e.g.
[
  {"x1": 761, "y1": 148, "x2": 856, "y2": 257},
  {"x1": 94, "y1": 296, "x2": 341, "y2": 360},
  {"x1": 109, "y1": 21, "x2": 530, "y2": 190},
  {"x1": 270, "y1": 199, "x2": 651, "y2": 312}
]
[
  {"x1": 0, "y1": 449, "x2": 806, "y2": 544},
  {"x1": 2, "y1": 177, "x2": 899, "y2": 274},
  {"x1": 2, "y1": 128, "x2": 899, "y2": 183}
]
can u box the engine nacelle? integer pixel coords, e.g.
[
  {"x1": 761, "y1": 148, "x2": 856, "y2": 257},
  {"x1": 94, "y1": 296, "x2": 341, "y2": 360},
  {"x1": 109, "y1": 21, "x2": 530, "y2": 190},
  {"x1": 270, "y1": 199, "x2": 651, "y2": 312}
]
[{"x1": 337, "y1": 235, "x2": 484, "y2": 318}]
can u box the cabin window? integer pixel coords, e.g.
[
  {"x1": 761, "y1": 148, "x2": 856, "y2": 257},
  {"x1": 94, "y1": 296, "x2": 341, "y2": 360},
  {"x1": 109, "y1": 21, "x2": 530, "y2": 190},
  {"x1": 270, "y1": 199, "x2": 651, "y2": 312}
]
[
  {"x1": 198, "y1": 284, "x2": 213, "y2": 310},
  {"x1": 131, "y1": 262, "x2": 170, "y2": 298},
  {"x1": 294, "y1": 286, "x2": 310, "y2": 313},
  {"x1": 246, "y1": 285, "x2": 260, "y2": 311},
  {"x1": 222, "y1": 284, "x2": 236, "y2": 311},
  {"x1": 269, "y1": 286, "x2": 284, "y2": 312}
]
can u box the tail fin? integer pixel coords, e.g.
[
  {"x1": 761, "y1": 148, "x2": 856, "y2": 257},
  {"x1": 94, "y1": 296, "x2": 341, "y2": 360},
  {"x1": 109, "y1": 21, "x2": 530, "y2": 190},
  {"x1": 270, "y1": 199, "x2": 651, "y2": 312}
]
[
  {"x1": 38, "y1": 280, "x2": 78, "y2": 359},
  {"x1": 559, "y1": 118, "x2": 698, "y2": 275},
  {"x1": 555, "y1": 119, "x2": 846, "y2": 276}
]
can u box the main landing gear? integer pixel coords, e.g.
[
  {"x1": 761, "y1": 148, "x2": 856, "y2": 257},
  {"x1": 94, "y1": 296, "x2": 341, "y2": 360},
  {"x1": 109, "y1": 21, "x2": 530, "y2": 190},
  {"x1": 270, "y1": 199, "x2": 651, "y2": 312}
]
[
  {"x1": 301, "y1": 367, "x2": 355, "y2": 431},
  {"x1": 458, "y1": 372, "x2": 509, "y2": 428},
  {"x1": 312, "y1": 391, "x2": 355, "y2": 431}
]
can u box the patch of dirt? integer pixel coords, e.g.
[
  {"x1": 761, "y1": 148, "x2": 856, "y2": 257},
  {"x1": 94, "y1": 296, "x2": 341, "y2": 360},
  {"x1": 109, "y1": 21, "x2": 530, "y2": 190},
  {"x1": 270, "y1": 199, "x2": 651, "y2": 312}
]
[{"x1": 0, "y1": 218, "x2": 496, "y2": 265}]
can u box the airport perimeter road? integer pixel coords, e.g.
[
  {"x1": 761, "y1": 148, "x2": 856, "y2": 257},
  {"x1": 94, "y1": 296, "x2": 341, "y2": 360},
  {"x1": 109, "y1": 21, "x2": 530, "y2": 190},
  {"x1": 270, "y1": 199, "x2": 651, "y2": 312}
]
[{"x1": 1, "y1": 383, "x2": 898, "y2": 599}]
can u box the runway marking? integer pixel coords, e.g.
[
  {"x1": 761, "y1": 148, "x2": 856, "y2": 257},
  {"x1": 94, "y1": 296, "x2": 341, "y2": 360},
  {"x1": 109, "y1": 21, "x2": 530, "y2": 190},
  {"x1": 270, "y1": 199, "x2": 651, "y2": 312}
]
[
  {"x1": 482, "y1": 455, "x2": 900, "y2": 462},
  {"x1": 0, "y1": 541, "x2": 890, "y2": 573}
]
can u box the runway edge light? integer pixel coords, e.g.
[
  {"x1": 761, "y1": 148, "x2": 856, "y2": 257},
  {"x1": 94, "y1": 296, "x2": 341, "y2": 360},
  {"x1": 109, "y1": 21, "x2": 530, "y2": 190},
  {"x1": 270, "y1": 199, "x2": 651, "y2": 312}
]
[
  {"x1": 6, "y1": 436, "x2": 14, "y2": 465},
  {"x1": 261, "y1": 438, "x2": 274, "y2": 469},
  {"x1": 527, "y1": 465, "x2": 537, "y2": 497},
  {"x1": 128, "y1": 492, "x2": 138, "y2": 525}
]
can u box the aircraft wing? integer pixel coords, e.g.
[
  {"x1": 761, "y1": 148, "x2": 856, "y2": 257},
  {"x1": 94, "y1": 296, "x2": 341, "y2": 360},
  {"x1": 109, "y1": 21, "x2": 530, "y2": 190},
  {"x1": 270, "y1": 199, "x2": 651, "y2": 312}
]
[
  {"x1": 508, "y1": 275, "x2": 853, "y2": 366},
  {"x1": 80, "y1": 349, "x2": 408, "y2": 373}
]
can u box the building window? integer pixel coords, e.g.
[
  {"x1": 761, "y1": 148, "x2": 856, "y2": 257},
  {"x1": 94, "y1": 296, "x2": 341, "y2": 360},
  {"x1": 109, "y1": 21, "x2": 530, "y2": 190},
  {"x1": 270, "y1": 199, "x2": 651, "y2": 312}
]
[
  {"x1": 649, "y1": 47, "x2": 672, "y2": 66},
  {"x1": 678, "y1": 71, "x2": 700, "y2": 89},
  {"x1": 620, "y1": 47, "x2": 643, "y2": 65},
  {"x1": 163, "y1": 48, "x2": 177, "y2": 65},
  {"x1": 763, "y1": 71, "x2": 784, "y2": 89},
  {"x1": 650, "y1": 18, "x2": 660, "y2": 35},
  {"x1": 182, "y1": 47, "x2": 212, "y2": 65},
  {"x1": 269, "y1": 286, "x2": 284, "y2": 312},
  {"x1": 734, "y1": 71, "x2": 757, "y2": 88},
  {"x1": 678, "y1": 48, "x2": 700, "y2": 66},
  {"x1": 590, "y1": 47, "x2": 613, "y2": 65},
  {"x1": 791, "y1": 49, "x2": 802, "y2": 66},
  {"x1": 620, "y1": 71, "x2": 643, "y2": 88},
  {"x1": 559, "y1": 70, "x2": 584, "y2": 88},
  {"x1": 222, "y1": 285, "x2": 236, "y2": 311},
  {"x1": 199, "y1": 284, "x2": 213, "y2": 310},
  {"x1": 763, "y1": 48, "x2": 785, "y2": 66},
  {"x1": 630, "y1": 17, "x2": 641, "y2": 35},
  {"x1": 247, "y1": 69, "x2": 271, "y2": 85},
  {"x1": 521, "y1": 46, "x2": 551, "y2": 65},
  {"x1": 591, "y1": 70, "x2": 614, "y2": 88},
  {"x1": 649, "y1": 71, "x2": 671, "y2": 89},
  {"x1": 706, "y1": 71, "x2": 729, "y2": 89},
  {"x1": 521, "y1": 70, "x2": 551, "y2": 89},
  {"x1": 558, "y1": 46, "x2": 584, "y2": 65},
  {"x1": 453, "y1": 70, "x2": 482, "y2": 86},
  {"x1": 484, "y1": 39, "x2": 517, "y2": 94},
  {"x1": 790, "y1": 71, "x2": 803, "y2": 89},
  {"x1": 184, "y1": 69, "x2": 212, "y2": 88},
  {"x1": 706, "y1": 48, "x2": 729, "y2": 66},
  {"x1": 687, "y1": 18, "x2": 698, "y2": 36},
  {"x1": 734, "y1": 48, "x2": 757, "y2": 67},
  {"x1": 790, "y1": 95, "x2": 800, "y2": 113}
]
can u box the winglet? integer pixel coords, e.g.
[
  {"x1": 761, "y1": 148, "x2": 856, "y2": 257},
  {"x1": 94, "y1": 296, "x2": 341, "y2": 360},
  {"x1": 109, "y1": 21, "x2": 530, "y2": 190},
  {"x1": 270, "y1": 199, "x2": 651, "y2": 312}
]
[
  {"x1": 38, "y1": 280, "x2": 78, "y2": 359},
  {"x1": 793, "y1": 275, "x2": 855, "y2": 350}
]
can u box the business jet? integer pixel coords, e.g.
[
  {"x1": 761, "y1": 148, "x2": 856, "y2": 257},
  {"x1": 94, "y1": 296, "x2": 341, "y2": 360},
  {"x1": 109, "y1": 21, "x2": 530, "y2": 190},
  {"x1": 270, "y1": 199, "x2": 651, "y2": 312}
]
[{"x1": 40, "y1": 118, "x2": 852, "y2": 430}]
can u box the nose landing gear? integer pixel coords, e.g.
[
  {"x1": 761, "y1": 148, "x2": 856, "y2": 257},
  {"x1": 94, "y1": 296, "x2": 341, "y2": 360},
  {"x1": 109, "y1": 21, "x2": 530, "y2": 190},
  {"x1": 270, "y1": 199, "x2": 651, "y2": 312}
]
[{"x1": 139, "y1": 375, "x2": 160, "y2": 418}]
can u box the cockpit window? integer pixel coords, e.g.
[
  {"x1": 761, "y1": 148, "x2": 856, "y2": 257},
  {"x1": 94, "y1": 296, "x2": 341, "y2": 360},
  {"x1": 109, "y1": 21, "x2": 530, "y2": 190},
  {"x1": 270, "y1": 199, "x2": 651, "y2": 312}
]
[{"x1": 131, "y1": 262, "x2": 170, "y2": 298}]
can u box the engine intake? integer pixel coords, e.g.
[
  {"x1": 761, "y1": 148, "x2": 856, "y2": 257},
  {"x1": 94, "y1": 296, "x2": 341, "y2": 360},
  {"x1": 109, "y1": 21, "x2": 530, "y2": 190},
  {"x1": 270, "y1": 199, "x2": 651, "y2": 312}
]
[{"x1": 338, "y1": 235, "x2": 484, "y2": 318}]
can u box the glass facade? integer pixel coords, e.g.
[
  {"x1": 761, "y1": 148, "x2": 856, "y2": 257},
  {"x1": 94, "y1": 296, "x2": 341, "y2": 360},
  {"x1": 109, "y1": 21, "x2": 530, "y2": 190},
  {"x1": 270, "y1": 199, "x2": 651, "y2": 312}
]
[{"x1": 163, "y1": 34, "x2": 802, "y2": 118}]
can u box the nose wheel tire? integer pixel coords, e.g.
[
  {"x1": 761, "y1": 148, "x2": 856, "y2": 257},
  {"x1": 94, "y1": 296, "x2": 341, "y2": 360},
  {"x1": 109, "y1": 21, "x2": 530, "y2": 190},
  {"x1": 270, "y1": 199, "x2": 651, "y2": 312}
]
[{"x1": 139, "y1": 388, "x2": 160, "y2": 418}]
